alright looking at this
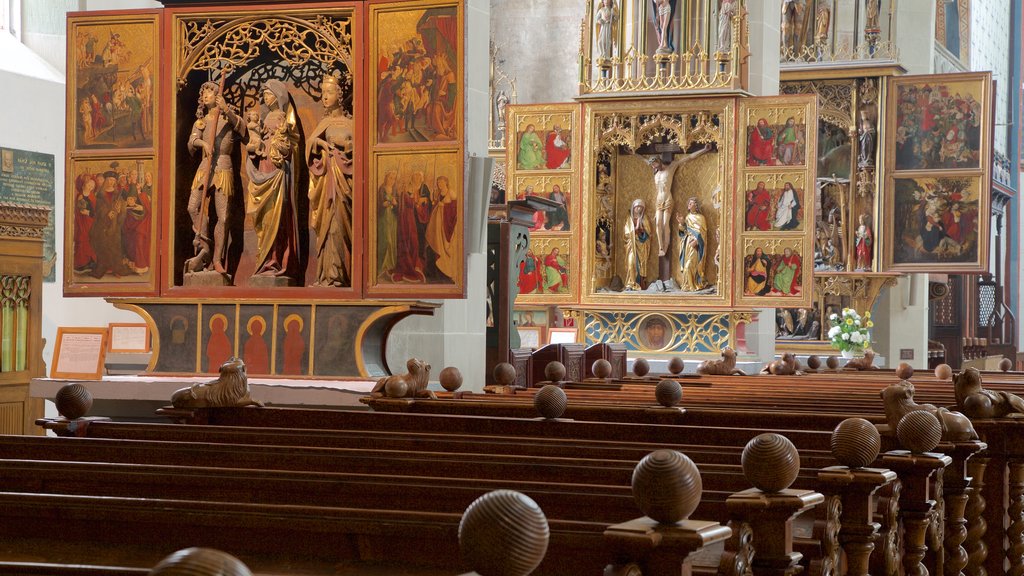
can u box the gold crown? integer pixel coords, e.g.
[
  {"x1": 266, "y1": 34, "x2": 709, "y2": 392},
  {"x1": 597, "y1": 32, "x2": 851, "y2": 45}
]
[{"x1": 322, "y1": 70, "x2": 342, "y2": 88}]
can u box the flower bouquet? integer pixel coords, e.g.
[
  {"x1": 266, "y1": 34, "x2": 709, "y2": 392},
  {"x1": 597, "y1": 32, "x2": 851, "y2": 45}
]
[{"x1": 828, "y1": 308, "x2": 872, "y2": 357}]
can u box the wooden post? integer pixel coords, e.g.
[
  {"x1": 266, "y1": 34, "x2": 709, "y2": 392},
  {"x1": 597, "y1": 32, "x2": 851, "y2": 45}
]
[
  {"x1": 723, "y1": 488, "x2": 824, "y2": 576},
  {"x1": 964, "y1": 455, "x2": 990, "y2": 576},
  {"x1": 883, "y1": 451, "x2": 953, "y2": 576},
  {"x1": 941, "y1": 440, "x2": 987, "y2": 576},
  {"x1": 817, "y1": 466, "x2": 897, "y2": 576},
  {"x1": 604, "y1": 517, "x2": 731, "y2": 576}
]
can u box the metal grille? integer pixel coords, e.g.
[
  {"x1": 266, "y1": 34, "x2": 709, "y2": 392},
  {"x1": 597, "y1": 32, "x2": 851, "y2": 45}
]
[
  {"x1": 978, "y1": 283, "x2": 996, "y2": 328},
  {"x1": 932, "y1": 280, "x2": 957, "y2": 326}
]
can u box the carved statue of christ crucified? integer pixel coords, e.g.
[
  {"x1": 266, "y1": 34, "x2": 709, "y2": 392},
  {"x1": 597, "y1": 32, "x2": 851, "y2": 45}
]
[{"x1": 645, "y1": 145, "x2": 711, "y2": 259}]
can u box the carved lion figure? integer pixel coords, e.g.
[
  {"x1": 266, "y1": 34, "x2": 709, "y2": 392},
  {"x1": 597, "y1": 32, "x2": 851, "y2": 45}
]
[
  {"x1": 697, "y1": 347, "x2": 747, "y2": 376},
  {"x1": 371, "y1": 358, "x2": 435, "y2": 400},
  {"x1": 880, "y1": 380, "x2": 978, "y2": 441},
  {"x1": 843, "y1": 350, "x2": 879, "y2": 371},
  {"x1": 953, "y1": 367, "x2": 1024, "y2": 419},
  {"x1": 760, "y1": 352, "x2": 802, "y2": 376},
  {"x1": 171, "y1": 357, "x2": 263, "y2": 409}
]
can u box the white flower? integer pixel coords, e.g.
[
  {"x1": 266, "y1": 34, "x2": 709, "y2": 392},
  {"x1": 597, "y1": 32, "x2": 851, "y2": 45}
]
[
  {"x1": 854, "y1": 320, "x2": 861, "y2": 327},
  {"x1": 829, "y1": 314, "x2": 838, "y2": 321},
  {"x1": 842, "y1": 333, "x2": 850, "y2": 341},
  {"x1": 850, "y1": 332, "x2": 863, "y2": 344},
  {"x1": 828, "y1": 326, "x2": 841, "y2": 338}
]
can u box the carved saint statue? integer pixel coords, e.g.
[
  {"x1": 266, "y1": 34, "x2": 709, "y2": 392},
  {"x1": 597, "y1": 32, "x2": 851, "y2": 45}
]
[
  {"x1": 186, "y1": 81, "x2": 247, "y2": 275},
  {"x1": 676, "y1": 196, "x2": 709, "y2": 292},
  {"x1": 815, "y1": 2, "x2": 830, "y2": 45},
  {"x1": 855, "y1": 213, "x2": 873, "y2": 270},
  {"x1": 645, "y1": 145, "x2": 710, "y2": 259},
  {"x1": 651, "y1": 0, "x2": 675, "y2": 53},
  {"x1": 595, "y1": 0, "x2": 619, "y2": 61},
  {"x1": 865, "y1": 0, "x2": 880, "y2": 30},
  {"x1": 858, "y1": 113, "x2": 876, "y2": 168},
  {"x1": 623, "y1": 199, "x2": 652, "y2": 291},
  {"x1": 781, "y1": 0, "x2": 801, "y2": 55},
  {"x1": 246, "y1": 79, "x2": 301, "y2": 284},
  {"x1": 307, "y1": 73, "x2": 355, "y2": 287},
  {"x1": 495, "y1": 90, "x2": 509, "y2": 134},
  {"x1": 717, "y1": 0, "x2": 736, "y2": 53}
]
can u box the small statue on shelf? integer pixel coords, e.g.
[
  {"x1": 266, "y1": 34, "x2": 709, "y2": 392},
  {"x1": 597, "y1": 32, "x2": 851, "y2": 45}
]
[
  {"x1": 652, "y1": 0, "x2": 675, "y2": 54},
  {"x1": 717, "y1": 0, "x2": 736, "y2": 53},
  {"x1": 865, "y1": 0, "x2": 880, "y2": 30},
  {"x1": 858, "y1": 113, "x2": 876, "y2": 168},
  {"x1": 676, "y1": 197, "x2": 710, "y2": 292},
  {"x1": 623, "y1": 199, "x2": 652, "y2": 291},
  {"x1": 185, "y1": 80, "x2": 247, "y2": 278},
  {"x1": 855, "y1": 213, "x2": 873, "y2": 271},
  {"x1": 814, "y1": 2, "x2": 830, "y2": 47},
  {"x1": 781, "y1": 0, "x2": 801, "y2": 56},
  {"x1": 594, "y1": 0, "x2": 619, "y2": 63}
]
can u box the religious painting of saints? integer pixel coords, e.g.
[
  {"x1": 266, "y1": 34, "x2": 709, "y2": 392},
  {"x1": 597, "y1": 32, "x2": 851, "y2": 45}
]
[
  {"x1": 737, "y1": 237, "x2": 811, "y2": 308},
  {"x1": 887, "y1": 72, "x2": 991, "y2": 172},
  {"x1": 776, "y1": 307, "x2": 823, "y2": 341},
  {"x1": 312, "y1": 306, "x2": 375, "y2": 377},
  {"x1": 742, "y1": 102, "x2": 811, "y2": 168},
  {"x1": 511, "y1": 175, "x2": 572, "y2": 231},
  {"x1": 516, "y1": 235, "x2": 574, "y2": 305},
  {"x1": 371, "y1": 1, "x2": 462, "y2": 146},
  {"x1": 743, "y1": 174, "x2": 806, "y2": 232},
  {"x1": 276, "y1": 305, "x2": 311, "y2": 377},
  {"x1": 238, "y1": 304, "x2": 274, "y2": 376},
  {"x1": 144, "y1": 304, "x2": 197, "y2": 374},
  {"x1": 885, "y1": 175, "x2": 988, "y2": 272},
  {"x1": 64, "y1": 156, "x2": 158, "y2": 295},
  {"x1": 508, "y1": 106, "x2": 576, "y2": 172},
  {"x1": 201, "y1": 304, "x2": 237, "y2": 374},
  {"x1": 367, "y1": 150, "x2": 464, "y2": 297},
  {"x1": 67, "y1": 13, "x2": 158, "y2": 151},
  {"x1": 514, "y1": 307, "x2": 549, "y2": 330}
]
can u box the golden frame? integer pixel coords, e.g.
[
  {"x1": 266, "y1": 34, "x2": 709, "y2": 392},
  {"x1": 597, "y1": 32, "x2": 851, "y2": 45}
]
[
  {"x1": 580, "y1": 98, "x2": 734, "y2": 309},
  {"x1": 547, "y1": 327, "x2": 578, "y2": 345},
  {"x1": 516, "y1": 234, "x2": 576, "y2": 305},
  {"x1": 51, "y1": 327, "x2": 109, "y2": 380},
  {"x1": 107, "y1": 322, "x2": 151, "y2": 353},
  {"x1": 369, "y1": 0, "x2": 463, "y2": 149},
  {"x1": 735, "y1": 95, "x2": 817, "y2": 309},
  {"x1": 735, "y1": 235, "x2": 813, "y2": 308},
  {"x1": 66, "y1": 12, "x2": 160, "y2": 154},
  {"x1": 64, "y1": 154, "x2": 159, "y2": 296},
  {"x1": 506, "y1": 105, "x2": 578, "y2": 173},
  {"x1": 366, "y1": 148, "x2": 464, "y2": 297},
  {"x1": 882, "y1": 72, "x2": 992, "y2": 274}
]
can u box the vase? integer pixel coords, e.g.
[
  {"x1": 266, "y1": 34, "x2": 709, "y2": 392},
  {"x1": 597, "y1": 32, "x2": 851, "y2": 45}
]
[{"x1": 841, "y1": 347, "x2": 864, "y2": 359}]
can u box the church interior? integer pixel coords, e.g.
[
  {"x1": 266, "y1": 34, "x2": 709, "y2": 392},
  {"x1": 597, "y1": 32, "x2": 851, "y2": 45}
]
[{"x1": 0, "y1": 0, "x2": 1022, "y2": 574}]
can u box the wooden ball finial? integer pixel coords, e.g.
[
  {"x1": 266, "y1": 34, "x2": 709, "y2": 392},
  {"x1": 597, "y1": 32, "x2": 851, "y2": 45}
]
[
  {"x1": 55, "y1": 383, "x2": 93, "y2": 420},
  {"x1": 825, "y1": 356, "x2": 839, "y2": 370},
  {"x1": 896, "y1": 411, "x2": 942, "y2": 454},
  {"x1": 493, "y1": 362, "x2": 516, "y2": 386},
  {"x1": 632, "y1": 358, "x2": 650, "y2": 377},
  {"x1": 655, "y1": 379, "x2": 682, "y2": 408},
  {"x1": 895, "y1": 362, "x2": 914, "y2": 380},
  {"x1": 934, "y1": 364, "x2": 953, "y2": 380},
  {"x1": 459, "y1": 490, "x2": 549, "y2": 576},
  {"x1": 805, "y1": 355, "x2": 821, "y2": 370},
  {"x1": 831, "y1": 418, "x2": 881, "y2": 469},
  {"x1": 544, "y1": 361, "x2": 566, "y2": 383},
  {"x1": 534, "y1": 384, "x2": 567, "y2": 420},
  {"x1": 439, "y1": 367, "x2": 463, "y2": 392},
  {"x1": 149, "y1": 547, "x2": 253, "y2": 576},
  {"x1": 631, "y1": 450, "x2": 702, "y2": 524},
  {"x1": 999, "y1": 358, "x2": 1013, "y2": 372},
  {"x1": 592, "y1": 358, "x2": 612, "y2": 379},
  {"x1": 741, "y1": 433, "x2": 800, "y2": 493},
  {"x1": 667, "y1": 357, "x2": 685, "y2": 375}
]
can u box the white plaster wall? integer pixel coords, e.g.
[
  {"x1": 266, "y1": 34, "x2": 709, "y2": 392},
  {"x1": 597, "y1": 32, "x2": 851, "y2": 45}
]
[
  {"x1": 489, "y1": 0, "x2": 586, "y2": 105},
  {"x1": 895, "y1": 1, "x2": 935, "y2": 75},
  {"x1": 872, "y1": 275, "x2": 929, "y2": 369},
  {"x1": 969, "y1": 0, "x2": 1010, "y2": 155}
]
